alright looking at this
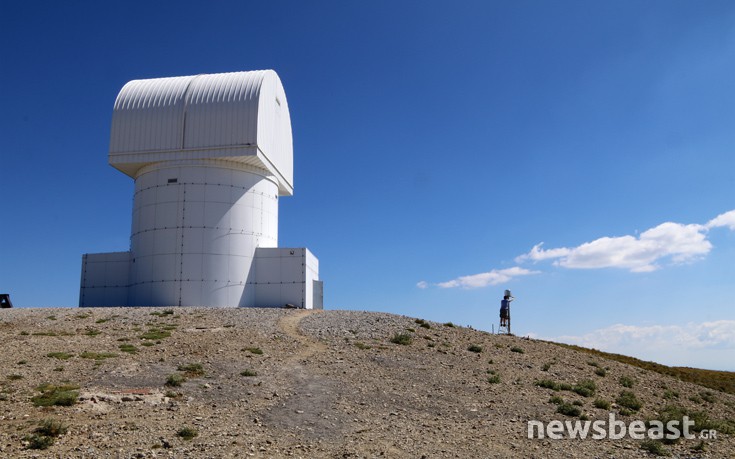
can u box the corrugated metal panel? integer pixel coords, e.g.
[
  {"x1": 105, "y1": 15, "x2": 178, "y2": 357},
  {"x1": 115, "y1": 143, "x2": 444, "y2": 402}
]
[
  {"x1": 109, "y1": 70, "x2": 293, "y2": 195},
  {"x1": 110, "y1": 76, "x2": 191, "y2": 154},
  {"x1": 183, "y1": 71, "x2": 265, "y2": 150}
]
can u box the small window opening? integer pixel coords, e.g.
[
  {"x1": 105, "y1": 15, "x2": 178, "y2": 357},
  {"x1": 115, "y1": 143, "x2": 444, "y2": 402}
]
[
  {"x1": 275, "y1": 97, "x2": 281, "y2": 107},
  {"x1": 168, "y1": 178, "x2": 178, "y2": 184}
]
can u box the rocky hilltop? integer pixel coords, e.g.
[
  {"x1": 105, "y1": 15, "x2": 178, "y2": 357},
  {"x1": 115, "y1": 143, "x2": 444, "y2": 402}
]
[{"x1": 0, "y1": 308, "x2": 733, "y2": 458}]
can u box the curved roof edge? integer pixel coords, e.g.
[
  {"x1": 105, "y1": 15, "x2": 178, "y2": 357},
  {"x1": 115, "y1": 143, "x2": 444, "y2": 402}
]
[{"x1": 108, "y1": 70, "x2": 294, "y2": 196}]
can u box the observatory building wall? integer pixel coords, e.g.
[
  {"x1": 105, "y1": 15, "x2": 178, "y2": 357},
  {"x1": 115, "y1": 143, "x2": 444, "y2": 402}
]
[
  {"x1": 128, "y1": 160, "x2": 278, "y2": 307},
  {"x1": 79, "y1": 70, "x2": 321, "y2": 308},
  {"x1": 79, "y1": 252, "x2": 130, "y2": 306},
  {"x1": 252, "y1": 248, "x2": 321, "y2": 309}
]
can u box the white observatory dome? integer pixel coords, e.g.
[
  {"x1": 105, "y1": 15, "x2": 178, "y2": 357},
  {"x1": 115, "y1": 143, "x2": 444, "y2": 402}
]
[
  {"x1": 79, "y1": 70, "x2": 322, "y2": 309},
  {"x1": 109, "y1": 70, "x2": 293, "y2": 195}
]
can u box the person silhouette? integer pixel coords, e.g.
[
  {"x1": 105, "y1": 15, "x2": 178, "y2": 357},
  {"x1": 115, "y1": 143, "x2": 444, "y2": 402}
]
[{"x1": 500, "y1": 294, "x2": 513, "y2": 327}]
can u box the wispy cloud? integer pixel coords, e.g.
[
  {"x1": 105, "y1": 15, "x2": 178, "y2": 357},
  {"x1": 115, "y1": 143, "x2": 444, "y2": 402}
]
[
  {"x1": 539, "y1": 320, "x2": 735, "y2": 369},
  {"x1": 420, "y1": 209, "x2": 734, "y2": 290},
  {"x1": 553, "y1": 321, "x2": 735, "y2": 351},
  {"x1": 707, "y1": 209, "x2": 735, "y2": 230},
  {"x1": 516, "y1": 209, "x2": 735, "y2": 273},
  {"x1": 425, "y1": 267, "x2": 539, "y2": 289}
]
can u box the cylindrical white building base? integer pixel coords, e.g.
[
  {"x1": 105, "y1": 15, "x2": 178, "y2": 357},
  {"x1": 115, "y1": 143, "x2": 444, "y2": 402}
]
[{"x1": 128, "y1": 160, "x2": 279, "y2": 307}]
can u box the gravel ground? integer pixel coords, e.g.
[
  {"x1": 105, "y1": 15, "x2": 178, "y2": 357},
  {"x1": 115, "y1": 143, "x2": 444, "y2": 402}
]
[{"x1": 0, "y1": 307, "x2": 732, "y2": 458}]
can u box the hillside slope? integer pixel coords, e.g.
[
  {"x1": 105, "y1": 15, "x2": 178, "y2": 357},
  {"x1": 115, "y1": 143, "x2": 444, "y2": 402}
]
[{"x1": 0, "y1": 308, "x2": 733, "y2": 458}]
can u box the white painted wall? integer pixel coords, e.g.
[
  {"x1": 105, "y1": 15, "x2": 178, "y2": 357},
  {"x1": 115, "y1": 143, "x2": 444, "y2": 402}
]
[
  {"x1": 80, "y1": 70, "x2": 319, "y2": 308},
  {"x1": 128, "y1": 160, "x2": 278, "y2": 307}
]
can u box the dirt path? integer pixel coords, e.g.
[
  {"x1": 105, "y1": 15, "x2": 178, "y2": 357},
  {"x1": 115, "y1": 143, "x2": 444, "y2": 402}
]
[
  {"x1": 262, "y1": 309, "x2": 346, "y2": 442},
  {"x1": 277, "y1": 309, "x2": 327, "y2": 362}
]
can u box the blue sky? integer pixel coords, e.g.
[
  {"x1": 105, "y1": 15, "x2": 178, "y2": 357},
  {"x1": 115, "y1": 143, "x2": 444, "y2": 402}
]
[{"x1": 1, "y1": 1, "x2": 734, "y2": 370}]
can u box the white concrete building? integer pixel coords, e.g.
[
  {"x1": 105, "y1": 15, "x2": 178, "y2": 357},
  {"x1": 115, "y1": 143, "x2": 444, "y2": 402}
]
[{"x1": 80, "y1": 70, "x2": 322, "y2": 309}]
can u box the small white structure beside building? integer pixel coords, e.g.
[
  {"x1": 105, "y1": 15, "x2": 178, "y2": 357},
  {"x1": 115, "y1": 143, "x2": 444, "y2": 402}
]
[{"x1": 80, "y1": 70, "x2": 322, "y2": 309}]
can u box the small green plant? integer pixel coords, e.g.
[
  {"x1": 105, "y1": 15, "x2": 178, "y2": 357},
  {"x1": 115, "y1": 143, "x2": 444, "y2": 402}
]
[
  {"x1": 177, "y1": 363, "x2": 205, "y2": 377},
  {"x1": 390, "y1": 333, "x2": 412, "y2": 345},
  {"x1": 24, "y1": 434, "x2": 55, "y2": 450},
  {"x1": 663, "y1": 389, "x2": 679, "y2": 400},
  {"x1": 700, "y1": 391, "x2": 716, "y2": 403},
  {"x1": 84, "y1": 329, "x2": 101, "y2": 337},
  {"x1": 619, "y1": 408, "x2": 633, "y2": 416},
  {"x1": 8, "y1": 374, "x2": 23, "y2": 381},
  {"x1": 95, "y1": 318, "x2": 110, "y2": 324},
  {"x1": 617, "y1": 390, "x2": 642, "y2": 412},
  {"x1": 354, "y1": 342, "x2": 371, "y2": 350},
  {"x1": 31, "y1": 384, "x2": 79, "y2": 407},
  {"x1": 594, "y1": 399, "x2": 611, "y2": 409},
  {"x1": 75, "y1": 313, "x2": 92, "y2": 319},
  {"x1": 510, "y1": 346, "x2": 524, "y2": 354},
  {"x1": 556, "y1": 403, "x2": 581, "y2": 417},
  {"x1": 243, "y1": 347, "x2": 263, "y2": 355},
  {"x1": 177, "y1": 426, "x2": 198, "y2": 440},
  {"x1": 140, "y1": 329, "x2": 171, "y2": 340},
  {"x1": 573, "y1": 400, "x2": 584, "y2": 406},
  {"x1": 33, "y1": 331, "x2": 58, "y2": 336},
  {"x1": 640, "y1": 439, "x2": 670, "y2": 456},
  {"x1": 46, "y1": 315, "x2": 57, "y2": 321},
  {"x1": 240, "y1": 369, "x2": 258, "y2": 377},
  {"x1": 141, "y1": 341, "x2": 155, "y2": 347},
  {"x1": 549, "y1": 395, "x2": 564, "y2": 405},
  {"x1": 405, "y1": 327, "x2": 415, "y2": 333},
  {"x1": 443, "y1": 322, "x2": 455, "y2": 327},
  {"x1": 587, "y1": 361, "x2": 600, "y2": 367},
  {"x1": 542, "y1": 362, "x2": 553, "y2": 371},
  {"x1": 467, "y1": 345, "x2": 482, "y2": 353},
  {"x1": 119, "y1": 344, "x2": 138, "y2": 354},
  {"x1": 535, "y1": 379, "x2": 561, "y2": 391},
  {"x1": 595, "y1": 367, "x2": 607, "y2": 377},
  {"x1": 34, "y1": 419, "x2": 68, "y2": 437},
  {"x1": 419, "y1": 322, "x2": 431, "y2": 329},
  {"x1": 619, "y1": 376, "x2": 634, "y2": 388},
  {"x1": 80, "y1": 351, "x2": 117, "y2": 361},
  {"x1": 47, "y1": 352, "x2": 74, "y2": 360},
  {"x1": 19, "y1": 331, "x2": 29, "y2": 336},
  {"x1": 165, "y1": 374, "x2": 186, "y2": 387},
  {"x1": 573, "y1": 380, "x2": 597, "y2": 397},
  {"x1": 487, "y1": 374, "x2": 500, "y2": 384}
]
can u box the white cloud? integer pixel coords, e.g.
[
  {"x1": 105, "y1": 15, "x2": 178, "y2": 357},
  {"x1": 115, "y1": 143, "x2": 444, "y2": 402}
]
[
  {"x1": 517, "y1": 221, "x2": 714, "y2": 272},
  {"x1": 514, "y1": 243, "x2": 571, "y2": 263},
  {"x1": 545, "y1": 320, "x2": 735, "y2": 369},
  {"x1": 435, "y1": 267, "x2": 539, "y2": 289},
  {"x1": 427, "y1": 208, "x2": 735, "y2": 291},
  {"x1": 707, "y1": 209, "x2": 735, "y2": 230}
]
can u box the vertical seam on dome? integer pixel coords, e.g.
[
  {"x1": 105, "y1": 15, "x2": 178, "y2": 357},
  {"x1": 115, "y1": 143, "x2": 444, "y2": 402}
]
[{"x1": 180, "y1": 75, "x2": 202, "y2": 150}]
